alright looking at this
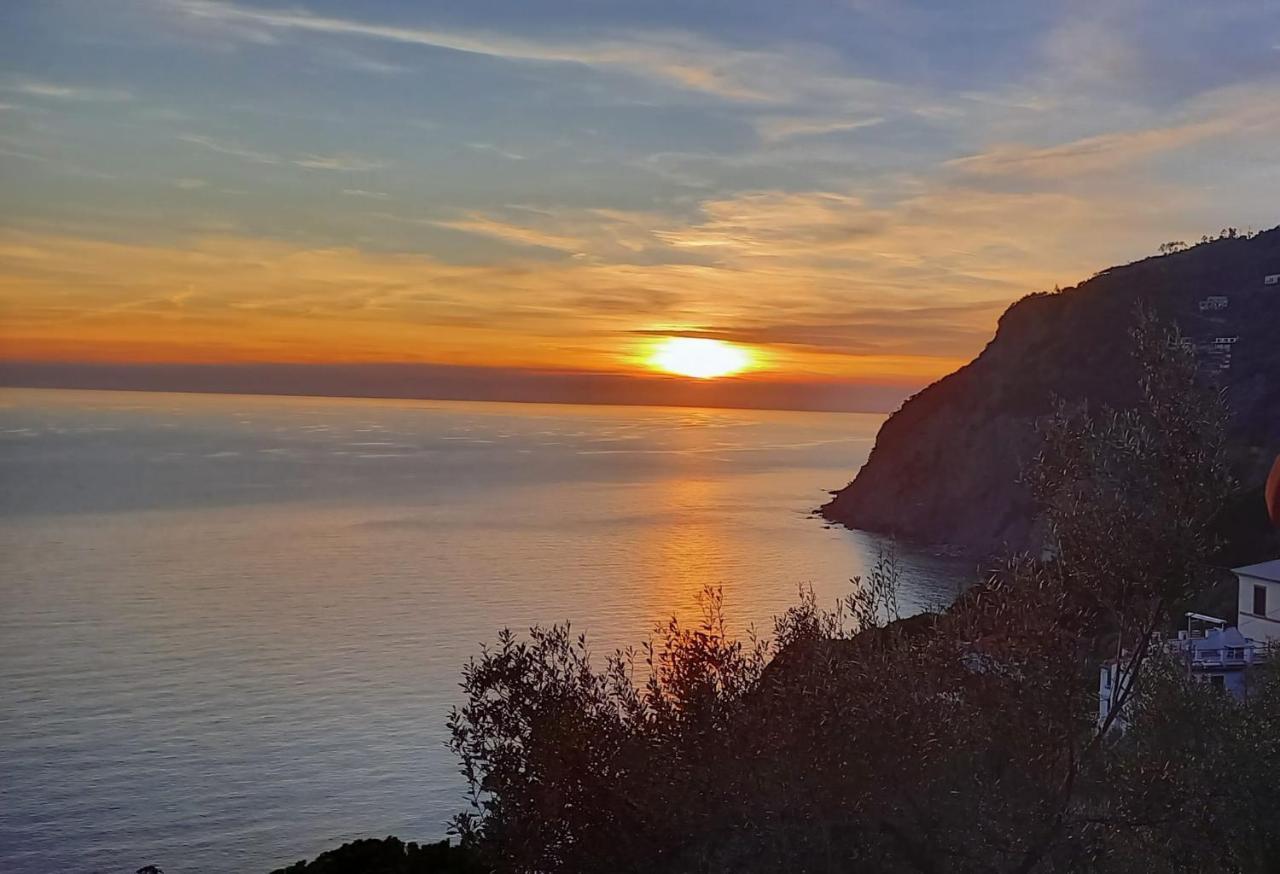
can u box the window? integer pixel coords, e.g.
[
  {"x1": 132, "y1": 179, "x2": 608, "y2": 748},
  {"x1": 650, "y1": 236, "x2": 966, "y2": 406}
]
[
  {"x1": 1254, "y1": 585, "x2": 1268, "y2": 617},
  {"x1": 1210, "y1": 674, "x2": 1225, "y2": 689}
]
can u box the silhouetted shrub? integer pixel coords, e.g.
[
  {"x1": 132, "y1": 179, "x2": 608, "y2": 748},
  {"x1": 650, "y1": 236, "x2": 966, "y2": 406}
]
[
  {"x1": 270, "y1": 837, "x2": 483, "y2": 874},
  {"x1": 445, "y1": 312, "x2": 1279, "y2": 873}
]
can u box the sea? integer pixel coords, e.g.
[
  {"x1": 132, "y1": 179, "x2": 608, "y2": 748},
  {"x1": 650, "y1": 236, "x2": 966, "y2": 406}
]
[{"x1": 0, "y1": 388, "x2": 971, "y2": 874}]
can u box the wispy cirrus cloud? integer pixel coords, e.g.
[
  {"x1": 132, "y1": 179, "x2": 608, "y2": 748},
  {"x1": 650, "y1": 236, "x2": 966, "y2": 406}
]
[
  {"x1": 2, "y1": 79, "x2": 134, "y2": 102},
  {"x1": 178, "y1": 133, "x2": 280, "y2": 164},
  {"x1": 178, "y1": 133, "x2": 385, "y2": 171},
  {"x1": 432, "y1": 214, "x2": 586, "y2": 253},
  {"x1": 341, "y1": 188, "x2": 390, "y2": 200},
  {"x1": 147, "y1": 0, "x2": 902, "y2": 105},
  {"x1": 428, "y1": 206, "x2": 677, "y2": 261},
  {"x1": 947, "y1": 90, "x2": 1280, "y2": 180},
  {"x1": 752, "y1": 114, "x2": 884, "y2": 143},
  {"x1": 466, "y1": 143, "x2": 526, "y2": 161},
  {"x1": 293, "y1": 153, "x2": 384, "y2": 172}
]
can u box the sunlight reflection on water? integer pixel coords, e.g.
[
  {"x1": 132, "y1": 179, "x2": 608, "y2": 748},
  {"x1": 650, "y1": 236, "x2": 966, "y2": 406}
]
[{"x1": 0, "y1": 388, "x2": 972, "y2": 874}]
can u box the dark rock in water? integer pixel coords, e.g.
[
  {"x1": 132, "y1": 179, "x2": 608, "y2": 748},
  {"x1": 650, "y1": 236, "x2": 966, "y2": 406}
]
[{"x1": 821, "y1": 227, "x2": 1280, "y2": 560}]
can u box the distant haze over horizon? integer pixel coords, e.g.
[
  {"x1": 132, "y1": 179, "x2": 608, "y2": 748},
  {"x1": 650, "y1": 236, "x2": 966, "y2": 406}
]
[
  {"x1": 3, "y1": 1, "x2": 1278, "y2": 402},
  {"x1": 0, "y1": 360, "x2": 914, "y2": 414}
]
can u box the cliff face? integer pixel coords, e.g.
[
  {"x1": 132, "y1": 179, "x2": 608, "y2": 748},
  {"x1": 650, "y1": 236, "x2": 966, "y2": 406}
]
[{"x1": 820, "y1": 228, "x2": 1280, "y2": 557}]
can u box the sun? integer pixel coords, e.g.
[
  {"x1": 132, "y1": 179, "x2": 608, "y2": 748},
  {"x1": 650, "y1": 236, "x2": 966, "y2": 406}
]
[{"x1": 650, "y1": 337, "x2": 752, "y2": 379}]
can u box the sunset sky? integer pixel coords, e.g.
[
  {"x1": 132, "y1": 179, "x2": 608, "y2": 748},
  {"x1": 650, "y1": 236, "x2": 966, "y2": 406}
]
[{"x1": 2, "y1": 0, "x2": 1278, "y2": 409}]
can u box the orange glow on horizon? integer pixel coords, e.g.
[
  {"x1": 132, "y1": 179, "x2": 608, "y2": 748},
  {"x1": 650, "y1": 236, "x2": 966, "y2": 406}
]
[{"x1": 0, "y1": 230, "x2": 985, "y2": 390}]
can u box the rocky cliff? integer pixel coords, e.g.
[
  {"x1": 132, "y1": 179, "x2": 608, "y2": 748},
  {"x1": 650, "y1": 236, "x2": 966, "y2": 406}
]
[{"x1": 820, "y1": 227, "x2": 1280, "y2": 559}]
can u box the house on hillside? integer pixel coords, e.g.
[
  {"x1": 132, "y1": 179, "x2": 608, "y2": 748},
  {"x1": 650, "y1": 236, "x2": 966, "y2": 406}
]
[
  {"x1": 1167, "y1": 621, "x2": 1258, "y2": 697},
  {"x1": 1236, "y1": 559, "x2": 1280, "y2": 645},
  {"x1": 1099, "y1": 609, "x2": 1267, "y2": 729},
  {"x1": 1101, "y1": 464, "x2": 1280, "y2": 728}
]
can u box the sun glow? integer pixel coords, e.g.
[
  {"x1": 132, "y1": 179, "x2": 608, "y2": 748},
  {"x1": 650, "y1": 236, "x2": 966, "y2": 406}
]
[{"x1": 650, "y1": 337, "x2": 752, "y2": 379}]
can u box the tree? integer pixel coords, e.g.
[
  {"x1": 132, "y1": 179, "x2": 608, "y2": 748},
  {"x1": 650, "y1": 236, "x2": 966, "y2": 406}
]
[
  {"x1": 269, "y1": 837, "x2": 484, "y2": 874},
  {"x1": 446, "y1": 309, "x2": 1248, "y2": 874}
]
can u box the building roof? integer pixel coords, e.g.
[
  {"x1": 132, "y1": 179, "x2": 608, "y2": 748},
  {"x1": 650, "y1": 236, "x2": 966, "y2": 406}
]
[
  {"x1": 1192, "y1": 627, "x2": 1253, "y2": 651},
  {"x1": 1234, "y1": 559, "x2": 1280, "y2": 583}
]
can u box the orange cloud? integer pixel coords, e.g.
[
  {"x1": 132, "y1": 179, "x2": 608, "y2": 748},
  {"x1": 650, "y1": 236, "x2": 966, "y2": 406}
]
[{"x1": 0, "y1": 158, "x2": 1214, "y2": 388}]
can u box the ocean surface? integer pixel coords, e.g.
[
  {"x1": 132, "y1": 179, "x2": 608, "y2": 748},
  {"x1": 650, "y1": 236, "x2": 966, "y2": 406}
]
[{"x1": 0, "y1": 388, "x2": 971, "y2": 874}]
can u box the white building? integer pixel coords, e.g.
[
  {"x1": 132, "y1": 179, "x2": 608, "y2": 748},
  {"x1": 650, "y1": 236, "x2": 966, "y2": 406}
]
[
  {"x1": 1097, "y1": 614, "x2": 1260, "y2": 729},
  {"x1": 1264, "y1": 273, "x2": 1279, "y2": 286},
  {"x1": 1236, "y1": 560, "x2": 1280, "y2": 645}
]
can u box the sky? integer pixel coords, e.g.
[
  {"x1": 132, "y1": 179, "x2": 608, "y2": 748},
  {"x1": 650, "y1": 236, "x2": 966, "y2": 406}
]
[{"x1": 1, "y1": 0, "x2": 1278, "y2": 410}]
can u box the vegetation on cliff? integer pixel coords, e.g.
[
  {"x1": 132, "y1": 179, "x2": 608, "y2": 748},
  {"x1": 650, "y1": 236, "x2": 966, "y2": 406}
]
[
  {"x1": 821, "y1": 228, "x2": 1280, "y2": 561},
  {"x1": 410, "y1": 315, "x2": 1280, "y2": 873},
  {"x1": 269, "y1": 837, "x2": 482, "y2": 874}
]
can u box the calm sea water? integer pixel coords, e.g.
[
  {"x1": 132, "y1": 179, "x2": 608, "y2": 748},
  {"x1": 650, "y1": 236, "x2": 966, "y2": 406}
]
[{"x1": 0, "y1": 388, "x2": 970, "y2": 874}]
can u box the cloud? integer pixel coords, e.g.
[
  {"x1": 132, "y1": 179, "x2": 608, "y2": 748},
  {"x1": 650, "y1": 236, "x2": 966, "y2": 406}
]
[
  {"x1": 432, "y1": 214, "x2": 586, "y2": 253},
  {"x1": 949, "y1": 116, "x2": 1246, "y2": 179},
  {"x1": 753, "y1": 114, "x2": 884, "y2": 143},
  {"x1": 314, "y1": 45, "x2": 412, "y2": 76},
  {"x1": 178, "y1": 133, "x2": 386, "y2": 171},
  {"x1": 179, "y1": 133, "x2": 280, "y2": 164},
  {"x1": 630, "y1": 299, "x2": 1009, "y2": 358},
  {"x1": 148, "y1": 0, "x2": 907, "y2": 106},
  {"x1": 946, "y1": 96, "x2": 1280, "y2": 180},
  {"x1": 0, "y1": 149, "x2": 1189, "y2": 383},
  {"x1": 467, "y1": 143, "x2": 526, "y2": 161},
  {"x1": 341, "y1": 188, "x2": 391, "y2": 200},
  {"x1": 151, "y1": 0, "x2": 773, "y2": 100},
  {"x1": 0, "y1": 224, "x2": 1011, "y2": 381},
  {"x1": 2, "y1": 80, "x2": 134, "y2": 102},
  {"x1": 293, "y1": 153, "x2": 384, "y2": 172},
  {"x1": 654, "y1": 192, "x2": 879, "y2": 255},
  {"x1": 1040, "y1": 4, "x2": 1143, "y2": 95},
  {"x1": 427, "y1": 207, "x2": 675, "y2": 261}
]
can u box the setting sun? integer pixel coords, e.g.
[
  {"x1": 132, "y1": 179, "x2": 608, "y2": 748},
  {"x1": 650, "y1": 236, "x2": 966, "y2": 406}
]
[{"x1": 650, "y1": 337, "x2": 752, "y2": 379}]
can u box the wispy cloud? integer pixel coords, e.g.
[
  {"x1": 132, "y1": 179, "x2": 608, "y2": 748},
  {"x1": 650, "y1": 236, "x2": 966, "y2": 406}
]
[
  {"x1": 654, "y1": 191, "x2": 878, "y2": 255},
  {"x1": 341, "y1": 188, "x2": 390, "y2": 200},
  {"x1": 431, "y1": 214, "x2": 585, "y2": 253},
  {"x1": 179, "y1": 133, "x2": 280, "y2": 164},
  {"x1": 947, "y1": 99, "x2": 1280, "y2": 180},
  {"x1": 293, "y1": 153, "x2": 384, "y2": 172},
  {"x1": 753, "y1": 115, "x2": 884, "y2": 143},
  {"x1": 314, "y1": 45, "x2": 412, "y2": 76},
  {"x1": 428, "y1": 207, "x2": 674, "y2": 260},
  {"x1": 467, "y1": 143, "x2": 526, "y2": 161},
  {"x1": 2, "y1": 80, "x2": 134, "y2": 102},
  {"x1": 149, "y1": 0, "x2": 892, "y2": 104},
  {"x1": 178, "y1": 133, "x2": 385, "y2": 171}
]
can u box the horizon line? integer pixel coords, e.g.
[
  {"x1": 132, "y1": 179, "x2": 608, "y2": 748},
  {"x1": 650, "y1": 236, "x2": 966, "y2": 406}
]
[{"x1": 0, "y1": 359, "x2": 921, "y2": 415}]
